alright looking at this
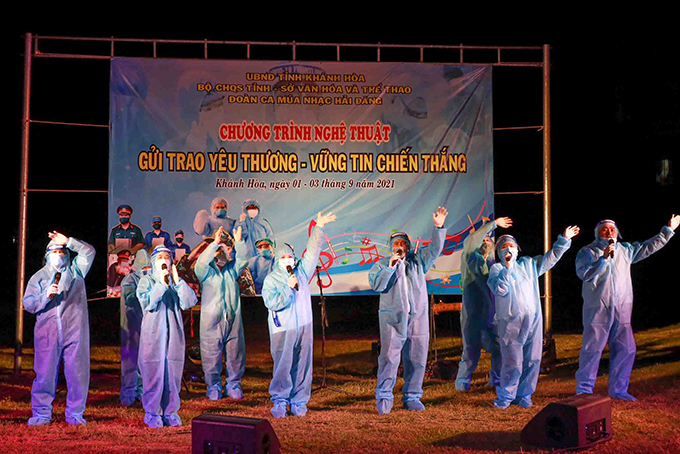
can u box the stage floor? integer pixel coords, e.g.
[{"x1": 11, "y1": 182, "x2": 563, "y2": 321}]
[{"x1": 1, "y1": 323, "x2": 679, "y2": 453}]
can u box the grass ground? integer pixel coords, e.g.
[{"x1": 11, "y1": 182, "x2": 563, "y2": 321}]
[{"x1": 1, "y1": 323, "x2": 679, "y2": 453}]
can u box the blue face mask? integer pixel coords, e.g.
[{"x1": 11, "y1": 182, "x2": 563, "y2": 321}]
[
  {"x1": 120, "y1": 216, "x2": 130, "y2": 224},
  {"x1": 215, "y1": 209, "x2": 227, "y2": 219},
  {"x1": 258, "y1": 248, "x2": 272, "y2": 258}
]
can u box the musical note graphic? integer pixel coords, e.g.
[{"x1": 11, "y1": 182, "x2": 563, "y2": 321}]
[
  {"x1": 359, "y1": 245, "x2": 379, "y2": 266},
  {"x1": 305, "y1": 219, "x2": 336, "y2": 289},
  {"x1": 467, "y1": 214, "x2": 476, "y2": 234},
  {"x1": 314, "y1": 251, "x2": 334, "y2": 288}
]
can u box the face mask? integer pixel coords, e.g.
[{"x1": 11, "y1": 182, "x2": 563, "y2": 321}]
[
  {"x1": 279, "y1": 257, "x2": 295, "y2": 269},
  {"x1": 175, "y1": 237, "x2": 183, "y2": 244},
  {"x1": 247, "y1": 209, "x2": 259, "y2": 219},
  {"x1": 119, "y1": 216, "x2": 130, "y2": 224},
  {"x1": 258, "y1": 248, "x2": 272, "y2": 258},
  {"x1": 153, "y1": 223, "x2": 161, "y2": 230},
  {"x1": 501, "y1": 246, "x2": 518, "y2": 263},
  {"x1": 215, "y1": 209, "x2": 227, "y2": 219},
  {"x1": 48, "y1": 253, "x2": 68, "y2": 269}
]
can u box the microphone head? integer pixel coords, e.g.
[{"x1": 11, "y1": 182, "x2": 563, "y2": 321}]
[
  {"x1": 161, "y1": 263, "x2": 168, "y2": 270},
  {"x1": 54, "y1": 272, "x2": 61, "y2": 284},
  {"x1": 286, "y1": 265, "x2": 294, "y2": 274},
  {"x1": 609, "y1": 239, "x2": 615, "y2": 245}
]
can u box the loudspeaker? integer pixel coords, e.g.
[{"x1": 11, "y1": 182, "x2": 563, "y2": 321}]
[
  {"x1": 192, "y1": 414, "x2": 281, "y2": 454},
  {"x1": 521, "y1": 394, "x2": 612, "y2": 449}
]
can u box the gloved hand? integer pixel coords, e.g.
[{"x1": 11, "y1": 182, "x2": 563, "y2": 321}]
[
  {"x1": 432, "y1": 206, "x2": 449, "y2": 228},
  {"x1": 316, "y1": 211, "x2": 337, "y2": 228},
  {"x1": 564, "y1": 225, "x2": 580, "y2": 240}
]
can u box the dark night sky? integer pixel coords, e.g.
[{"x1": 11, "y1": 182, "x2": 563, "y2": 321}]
[{"x1": 3, "y1": 20, "x2": 678, "y2": 346}]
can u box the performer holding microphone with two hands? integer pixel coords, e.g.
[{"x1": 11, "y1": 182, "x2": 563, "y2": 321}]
[{"x1": 136, "y1": 244, "x2": 197, "y2": 428}]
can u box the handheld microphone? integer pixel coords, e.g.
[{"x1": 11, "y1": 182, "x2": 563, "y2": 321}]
[
  {"x1": 162, "y1": 263, "x2": 171, "y2": 285},
  {"x1": 286, "y1": 265, "x2": 299, "y2": 290},
  {"x1": 54, "y1": 272, "x2": 61, "y2": 286},
  {"x1": 609, "y1": 239, "x2": 615, "y2": 259}
]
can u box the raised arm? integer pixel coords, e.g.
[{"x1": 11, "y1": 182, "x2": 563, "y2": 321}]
[
  {"x1": 232, "y1": 226, "x2": 250, "y2": 275},
  {"x1": 630, "y1": 220, "x2": 676, "y2": 264},
  {"x1": 49, "y1": 232, "x2": 96, "y2": 278},
  {"x1": 535, "y1": 226, "x2": 579, "y2": 276},
  {"x1": 299, "y1": 212, "x2": 336, "y2": 279},
  {"x1": 418, "y1": 207, "x2": 449, "y2": 271},
  {"x1": 195, "y1": 241, "x2": 219, "y2": 282}
]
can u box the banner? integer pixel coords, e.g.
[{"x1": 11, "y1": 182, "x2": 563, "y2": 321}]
[{"x1": 108, "y1": 58, "x2": 493, "y2": 297}]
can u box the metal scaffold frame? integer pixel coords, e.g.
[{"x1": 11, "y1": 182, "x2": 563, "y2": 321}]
[{"x1": 16, "y1": 34, "x2": 552, "y2": 373}]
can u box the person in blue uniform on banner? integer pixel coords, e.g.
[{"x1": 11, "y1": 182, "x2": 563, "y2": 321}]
[
  {"x1": 195, "y1": 225, "x2": 249, "y2": 401},
  {"x1": 236, "y1": 199, "x2": 275, "y2": 257},
  {"x1": 262, "y1": 211, "x2": 337, "y2": 419},
  {"x1": 369, "y1": 207, "x2": 448, "y2": 415},
  {"x1": 487, "y1": 226, "x2": 580, "y2": 409},
  {"x1": 194, "y1": 196, "x2": 236, "y2": 239},
  {"x1": 136, "y1": 245, "x2": 198, "y2": 428},
  {"x1": 22, "y1": 231, "x2": 96, "y2": 426},
  {"x1": 575, "y1": 215, "x2": 678, "y2": 401},
  {"x1": 144, "y1": 215, "x2": 173, "y2": 250},
  {"x1": 119, "y1": 249, "x2": 151, "y2": 407},
  {"x1": 248, "y1": 238, "x2": 276, "y2": 295},
  {"x1": 171, "y1": 229, "x2": 191, "y2": 261},
  {"x1": 455, "y1": 216, "x2": 512, "y2": 392}
]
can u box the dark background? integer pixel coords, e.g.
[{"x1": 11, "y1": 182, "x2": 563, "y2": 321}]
[{"x1": 3, "y1": 22, "x2": 678, "y2": 348}]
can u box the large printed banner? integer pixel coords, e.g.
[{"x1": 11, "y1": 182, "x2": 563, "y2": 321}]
[{"x1": 108, "y1": 58, "x2": 493, "y2": 297}]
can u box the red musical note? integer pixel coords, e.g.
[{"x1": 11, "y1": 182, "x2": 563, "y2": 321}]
[
  {"x1": 314, "y1": 251, "x2": 334, "y2": 289},
  {"x1": 420, "y1": 234, "x2": 462, "y2": 256},
  {"x1": 359, "y1": 245, "x2": 379, "y2": 266},
  {"x1": 304, "y1": 219, "x2": 335, "y2": 289}
]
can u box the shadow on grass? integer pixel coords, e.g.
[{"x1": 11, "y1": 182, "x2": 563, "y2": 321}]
[
  {"x1": 433, "y1": 430, "x2": 539, "y2": 452},
  {"x1": 311, "y1": 393, "x2": 375, "y2": 410}
]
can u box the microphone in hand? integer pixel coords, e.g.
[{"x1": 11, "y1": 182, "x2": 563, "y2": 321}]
[
  {"x1": 286, "y1": 265, "x2": 299, "y2": 290},
  {"x1": 161, "y1": 263, "x2": 171, "y2": 285}
]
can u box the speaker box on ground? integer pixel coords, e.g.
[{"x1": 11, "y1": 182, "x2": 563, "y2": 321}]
[
  {"x1": 192, "y1": 414, "x2": 281, "y2": 454},
  {"x1": 521, "y1": 394, "x2": 612, "y2": 449}
]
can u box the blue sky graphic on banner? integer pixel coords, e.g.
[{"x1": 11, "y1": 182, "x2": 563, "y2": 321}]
[{"x1": 108, "y1": 58, "x2": 493, "y2": 296}]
